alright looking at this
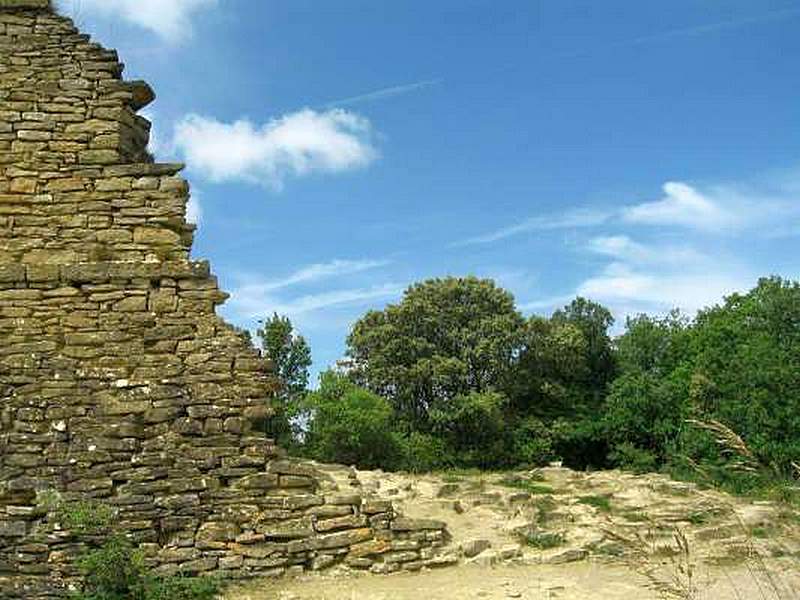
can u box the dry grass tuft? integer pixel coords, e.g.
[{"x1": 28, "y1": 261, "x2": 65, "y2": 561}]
[{"x1": 686, "y1": 419, "x2": 760, "y2": 474}]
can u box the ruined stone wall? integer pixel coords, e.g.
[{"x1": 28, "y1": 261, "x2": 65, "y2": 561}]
[{"x1": 0, "y1": 2, "x2": 446, "y2": 598}]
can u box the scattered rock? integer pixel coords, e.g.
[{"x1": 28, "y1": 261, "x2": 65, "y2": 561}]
[
  {"x1": 545, "y1": 548, "x2": 588, "y2": 564},
  {"x1": 461, "y1": 538, "x2": 492, "y2": 558}
]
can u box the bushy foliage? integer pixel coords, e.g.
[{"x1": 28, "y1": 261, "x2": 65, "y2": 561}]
[
  {"x1": 393, "y1": 431, "x2": 455, "y2": 473},
  {"x1": 69, "y1": 534, "x2": 218, "y2": 600},
  {"x1": 687, "y1": 277, "x2": 800, "y2": 476},
  {"x1": 511, "y1": 417, "x2": 557, "y2": 468},
  {"x1": 301, "y1": 371, "x2": 401, "y2": 469},
  {"x1": 605, "y1": 278, "x2": 800, "y2": 496},
  {"x1": 39, "y1": 492, "x2": 115, "y2": 536},
  {"x1": 430, "y1": 391, "x2": 511, "y2": 469},
  {"x1": 339, "y1": 278, "x2": 618, "y2": 470}
]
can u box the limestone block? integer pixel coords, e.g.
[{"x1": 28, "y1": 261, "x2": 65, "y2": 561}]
[{"x1": 196, "y1": 522, "x2": 241, "y2": 550}]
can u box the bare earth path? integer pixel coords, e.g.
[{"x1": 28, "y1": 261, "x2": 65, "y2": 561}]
[{"x1": 225, "y1": 467, "x2": 800, "y2": 599}]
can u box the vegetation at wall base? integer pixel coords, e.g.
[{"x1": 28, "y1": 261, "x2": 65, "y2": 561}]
[{"x1": 69, "y1": 534, "x2": 220, "y2": 600}]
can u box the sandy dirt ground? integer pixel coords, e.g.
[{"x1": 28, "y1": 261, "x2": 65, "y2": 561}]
[
  {"x1": 230, "y1": 561, "x2": 800, "y2": 600},
  {"x1": 223, "y1": 466, "x2": 800, "y2": 600}
]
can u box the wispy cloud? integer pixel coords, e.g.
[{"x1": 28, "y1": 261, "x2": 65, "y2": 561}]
[
  {"x1": 462, "y1": 169, "x2": 800, "y2": 246},
  {"x1": 576, "y1": 261, "x2": 752, "y2": 318},
  {"x1": 58, "y1": 0, "x2": 218, "y2": 43},
  {"x1": 522, "y1": 239, "x2": 752, "y2": 322},
  {"x1": 622, "y1": 179, "x2": 800, "y2": 234},
  {"x1": 229, "y1": 282, "x2": 402, "y2": 320},
  {"x1": 173, "y1": 109, "x2": 378, "y2": 190},
  {"x1": 225, "y1": 258, "x2": 397, "y2": 327},
  {"x1": 322, "y1": 79, "x2": 443, "y2": 109},
  {"x1": 621, "y1": 182, "x2": 740, "y2": 231},
  {"x1": 456, "y1": 208, "x2": 611, "y2": 246},
  {"x1": 236, "y1": 259, "x2": 390, "y2": 294},
  {"x1": 587, "y1": 235, "x2": 707, "y2": 265},
  {"x1": 516, "y1": 167, "x2": 800, "y2": 321}
]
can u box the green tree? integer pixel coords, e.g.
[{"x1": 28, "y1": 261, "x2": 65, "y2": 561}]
[
  {"x1": 430, "y1": 391, "x2": 511, "y2": 469},
  {"x1": 603, "y1": 279, "x2": 800, "y2": 485},
  {"x1": 602, "y1": 312, "x2": 692, "y2": 470},
  {"x1": 301, "y1": 371, "x2": 400, "y2": 469},
  {"x1": 345, "y1": 277, "x2": 525, "y2": 429},
  {"x1": 552, "y1": 297, "x2": 616, "y2": 405},
  {"x1": 505, "y1": 316, "x2": 592, "y2": 419},
  {"x1": 257, "y1": 313, "x2": 312, "y2": 444},
  {"x1": 686, "y1": 277, "x2": 800, "y2": 476}
]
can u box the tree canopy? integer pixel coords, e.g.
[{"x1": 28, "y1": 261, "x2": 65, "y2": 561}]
[{"x1": 345, "y1": 276, "x2": 525, "y2": 429}]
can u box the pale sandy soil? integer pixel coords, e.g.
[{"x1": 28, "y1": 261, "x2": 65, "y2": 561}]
[
  {"x1": 223, "y1": 466, "x2": 800, "y2": 600},
  {"x1": 231, "y1": 561, "x2": 800, "y2": 600}
]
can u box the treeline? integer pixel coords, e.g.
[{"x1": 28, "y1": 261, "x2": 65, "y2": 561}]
[{"x1": 260, "y1": 276, "x2": 800, "y2": 498}]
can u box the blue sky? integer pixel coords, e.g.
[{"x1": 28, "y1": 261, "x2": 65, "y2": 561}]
[{"x1": 57, "y1": 0, "x2": 800, "y2": 378}]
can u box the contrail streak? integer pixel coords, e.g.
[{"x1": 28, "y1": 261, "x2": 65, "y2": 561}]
[
  {"x1": 564, "y1": 7, "x2": 800, "y2": 58},
  {"x1": 322, "y1": 78, "x2": 443, "y2": 109}
]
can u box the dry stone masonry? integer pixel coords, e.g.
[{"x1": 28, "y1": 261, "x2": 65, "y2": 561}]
[{"x1": 0, "y1": 2, "x2": 447, "y2": 597}]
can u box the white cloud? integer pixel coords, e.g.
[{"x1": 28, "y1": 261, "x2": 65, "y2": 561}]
[
  {"x1": 61, "y1": 0, "x2": 217, "y2": 42},
  {"x1": 586, "y1": 235, "x2": 706, "y2": 265},
  {"x1": 622, "y1": 181, "x2": 740, "y2": 231},
  {"x1": 236, "y1": 259, "x2": 389, "y2": 294},
  {"x1": 173, "y1": 109, "x2": 378, "y2": 189},
  {"x1": 186, "y1": 194, "x2": 202, "y2": 226},
  {"x1": 576, "y1": 262, "x2": 752, "y2": 318},
  {"x1": 463, "y1": 172, "x2": 800, "y2": 246},
  {"x1": 457, "y1": 208, "x2": 611, "y2": 246},
  {"x1": 140, "y1": 110, "x2": 161, "y2": 156},
  {"x1": 229, "y1": 283, "x2": 402, "y2": 320},
  {"x1": 224, "y1": 258, "x2": 397, "y2": 327}
]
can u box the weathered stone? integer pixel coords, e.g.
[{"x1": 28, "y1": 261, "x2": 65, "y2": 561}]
[
  {"x1": 461, "y1": 538, "x2": 492, "y2": 558},
  {"x1": 315, "y1": 514, "x2": 368, "y2": 533},
  {"x1": 391, "y1": 517, "x2": 447, "y2": 532},
  {"x1": 347, "y1": 539, "x2": 392, "y2": 558},
  {"x1": 196, "y1": 522, "x2": 241, "y2": 550}
]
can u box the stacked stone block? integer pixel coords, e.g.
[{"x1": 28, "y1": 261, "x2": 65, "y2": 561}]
[{"x1": 0, "y1": 2, "x2": 447, "y2": 598}]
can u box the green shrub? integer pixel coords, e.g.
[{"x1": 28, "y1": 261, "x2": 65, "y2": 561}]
[
  {"x1": 39, "y1": 492, "x2": 115, "y2": 536},
  {"x1": 395, "y1": 431, "x2": 454, "y2": 472},
  {"x1": 511, "y1": 417, "x2": 556, "y2": 468},
  {"x1": 72, "y1": 535, "x2": 146, "y2": 600},
  {"x1": 70, "y1": 535, "x2": 219, "y2": 600},
  {"x1": 302, "y1": 371, "x2": 401, "y2": 469},
  {"x1": 608, "y1": 442, "x2": 659, "y2": 474},
  {"x1": 429, "y1": 391, "x2": 511, "y2": 469},
  {"x1": 551, "y1": 417, "x2": 609, "y2": 470}
]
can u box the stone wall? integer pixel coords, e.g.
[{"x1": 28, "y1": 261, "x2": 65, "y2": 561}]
[{"x1": 0, "y1": 2, "x2": 446, "y2": 598}]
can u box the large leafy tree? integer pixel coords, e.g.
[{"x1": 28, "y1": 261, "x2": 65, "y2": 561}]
[
  {"x1": 345, "y1": 277, "x2": 525, "y2": 429},
  {"x1": 257, "y1": 313, "x2": 312, "y2": 443},
  {"x1": 552, "y1": 297, "x2": 616, "y2": 405},
  {"x1": 505, "y1": 316, "x2": 592, "y2": 419},
  {"x1": 686, "y1": 277, "x2": 800, "y2": 475},
  {"x1": 604, "y1": 278, "x2": 800, "y2": 480}
]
